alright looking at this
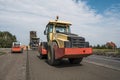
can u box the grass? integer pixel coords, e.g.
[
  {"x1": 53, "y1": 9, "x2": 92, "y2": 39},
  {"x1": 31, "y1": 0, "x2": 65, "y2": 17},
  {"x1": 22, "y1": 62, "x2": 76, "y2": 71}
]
[
  {"x1": 0, "y1": 51, "x2": 6, "y2": 55},
  {"x1": 93, "y1": 49, "x2": 116, "y2": 52},
  {"x1": 93, "y1": 48, "x2": 120, "y2": 57},
  {"x1": 117, "y1": 49, "x2": 120, "y2": 54}
]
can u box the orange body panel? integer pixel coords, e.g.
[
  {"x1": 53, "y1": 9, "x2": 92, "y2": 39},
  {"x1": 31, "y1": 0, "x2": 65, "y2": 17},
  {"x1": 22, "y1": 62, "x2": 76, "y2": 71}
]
[
  {"x1": 39, "y1": 46, "x2": 47, "y2": 55},
  {"x1": 39, "y1": 46, "x2": 92, "y2": 59},
  {"x1": 41, "y1": 48, "x2": 47, "y2": 55},
  {"x1": 11, "y1": 47, "x2": 22, "y2": 52},
  {"x1": 55, "y1": 48, "x2": 92, "y2": 59}
]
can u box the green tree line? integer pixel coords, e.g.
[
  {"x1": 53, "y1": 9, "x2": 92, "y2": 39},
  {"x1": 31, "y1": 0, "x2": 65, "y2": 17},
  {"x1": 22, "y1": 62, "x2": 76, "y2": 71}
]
[{"x1": 0, "y1": 31, "x2": 16, "y2": 48}]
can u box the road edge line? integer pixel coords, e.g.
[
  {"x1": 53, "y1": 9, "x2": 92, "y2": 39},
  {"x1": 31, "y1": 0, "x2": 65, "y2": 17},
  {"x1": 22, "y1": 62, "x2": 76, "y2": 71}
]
[{"x1": 84, "y1": 60, "x2": 120, "y2": 71}]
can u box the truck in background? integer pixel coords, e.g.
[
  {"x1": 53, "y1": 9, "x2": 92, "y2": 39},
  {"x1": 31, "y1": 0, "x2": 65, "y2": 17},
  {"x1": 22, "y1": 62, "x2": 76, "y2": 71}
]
[
  {"x1": 29, "y1": 31, "x2": 39, "y2": 50},
  {"x1": 11, "y1": 42, "x2": 23, "y2": 53}
]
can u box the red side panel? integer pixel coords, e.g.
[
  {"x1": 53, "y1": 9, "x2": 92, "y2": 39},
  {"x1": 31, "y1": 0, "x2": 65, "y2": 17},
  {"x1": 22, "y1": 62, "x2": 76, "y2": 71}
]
[
  {"x1": 41, "y1": 48, "x2": 47, "y2": 55},
  {"x1": 55, "y1": 48, "x2": 92, "y2": 59},
  {"x1": 55, "y1": 48, "x2": 65, "y2": 59},
  {"x1": 65, "y1": 48, "x2": 92, "y2": 55},
  {"x1": 39, "y1": 46, "x2": 47, "y2": 55}
]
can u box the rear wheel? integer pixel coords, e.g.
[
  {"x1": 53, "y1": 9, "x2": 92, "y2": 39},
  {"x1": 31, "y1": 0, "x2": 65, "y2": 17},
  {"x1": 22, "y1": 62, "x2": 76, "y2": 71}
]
[
  {"x1": 39, "y1": 42, "x2": 47, "y2": 59},
  {"x1": 40, "y1": 53, "x2": 44, "y2": 59},
  {"x1": 68, "y1": 58, "x2": 83, "y2": 64},
  {"x1": 47, "y1": 42, "x2": 60, "y2": 66},
  {"x1": 39, "y1": 52, "x2": 47, "y2": 59}
]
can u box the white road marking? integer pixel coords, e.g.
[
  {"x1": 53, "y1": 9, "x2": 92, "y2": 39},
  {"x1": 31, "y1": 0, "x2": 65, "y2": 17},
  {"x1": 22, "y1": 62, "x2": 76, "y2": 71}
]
[
  {"x1": 84, "y1": 60, "x2": 120, "y2": 71},
  {"x1": 88, "y1": 55, "x2": 120, "y2": 63}
]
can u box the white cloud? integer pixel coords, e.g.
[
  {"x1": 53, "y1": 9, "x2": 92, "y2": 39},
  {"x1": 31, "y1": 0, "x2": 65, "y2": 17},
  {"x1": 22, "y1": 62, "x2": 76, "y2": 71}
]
[{"x1": 0, "y1": 0, "x2": 120, "y2": 47}]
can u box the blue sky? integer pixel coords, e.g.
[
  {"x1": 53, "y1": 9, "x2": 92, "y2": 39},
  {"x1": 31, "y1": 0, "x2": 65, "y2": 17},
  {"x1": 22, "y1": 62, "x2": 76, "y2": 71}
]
[
  {"x1": 81, "y1": 0, "x2": 120, "y2": 14},
  {"x1": 0, "y1": 0, "x2": 120, "y2": 47}
]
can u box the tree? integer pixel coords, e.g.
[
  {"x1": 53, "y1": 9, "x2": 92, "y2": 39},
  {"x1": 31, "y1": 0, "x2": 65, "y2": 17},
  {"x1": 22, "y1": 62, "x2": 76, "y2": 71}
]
[{"x1": 0, "y1": 31, "x2": 17, "y2": 48}]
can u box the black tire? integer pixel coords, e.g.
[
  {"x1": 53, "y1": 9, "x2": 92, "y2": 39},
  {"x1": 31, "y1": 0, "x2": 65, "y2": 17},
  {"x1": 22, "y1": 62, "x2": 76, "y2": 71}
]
[
  {"x1": 39, "y1": 53, "x2": 44, "y2": 59},
  {"x1": 69, "y1": 58, "x2": 83, "y2": 64},
  {"x1": 40, "y1": 53, "x2": 47, "y2": 59},
  {"x1": 47, "y1": 42, "x2": 60, "y2": 66}
]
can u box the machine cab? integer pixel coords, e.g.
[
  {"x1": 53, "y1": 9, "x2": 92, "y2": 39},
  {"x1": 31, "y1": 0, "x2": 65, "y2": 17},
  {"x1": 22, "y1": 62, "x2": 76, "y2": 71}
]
[
  {"x1": 44, "y1": 20, "x2": 71, "y2": 42},
  {"x1": 12, "y1": 42, "x2": 21, "y2": 48}
]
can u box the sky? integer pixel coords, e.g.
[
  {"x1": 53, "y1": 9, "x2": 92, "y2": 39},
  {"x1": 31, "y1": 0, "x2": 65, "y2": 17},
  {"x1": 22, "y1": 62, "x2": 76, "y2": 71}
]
[
  {"x1": 0, "y1": 0, "x2": 120, "y2": 47},
  {"x1": 82, "y1": 0, "x2": 120, "y2": 14}
]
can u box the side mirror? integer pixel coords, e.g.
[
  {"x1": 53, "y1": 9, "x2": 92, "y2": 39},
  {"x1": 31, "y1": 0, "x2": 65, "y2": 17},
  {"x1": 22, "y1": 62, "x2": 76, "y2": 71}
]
[{"x1": 44, "y1": 30, "x2": 46, "y2": 35}]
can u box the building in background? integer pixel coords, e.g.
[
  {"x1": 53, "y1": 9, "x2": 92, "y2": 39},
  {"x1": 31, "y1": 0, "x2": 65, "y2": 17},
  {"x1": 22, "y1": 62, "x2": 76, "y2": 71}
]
[{"x1": 106, "y1": 41, "x2": 117, "y2": 49}]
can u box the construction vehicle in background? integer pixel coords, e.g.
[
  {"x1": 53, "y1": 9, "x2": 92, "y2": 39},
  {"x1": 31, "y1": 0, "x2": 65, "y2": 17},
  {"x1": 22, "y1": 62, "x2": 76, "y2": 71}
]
[
  {"x1": 11, "y1": 42, "x2": 23, "y2": 53},
  {"x1": 29, "y1": 31, "x2": 39, "y2": 50},
  {"x1": 38, "y1": 16, "x2": 92, "y2": 66}
]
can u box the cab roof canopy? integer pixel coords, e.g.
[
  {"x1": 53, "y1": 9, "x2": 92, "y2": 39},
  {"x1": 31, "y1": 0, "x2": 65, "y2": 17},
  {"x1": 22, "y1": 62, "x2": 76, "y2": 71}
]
[
  {"x1": 47, "y1": 20, "x2": 72, "y2": 26},
  {"x1": 31, "y1": 37, "x2": 40, "y2": 40}
]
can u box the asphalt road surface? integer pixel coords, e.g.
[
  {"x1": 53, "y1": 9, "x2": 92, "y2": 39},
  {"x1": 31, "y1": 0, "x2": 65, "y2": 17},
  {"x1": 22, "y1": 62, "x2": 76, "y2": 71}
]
[
  {"x1": 0, "y1": 49, "x2": 26, "y2": 80},
  {"x1": 0, "y1": 49, "x2": 120, "y2": 80}
]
